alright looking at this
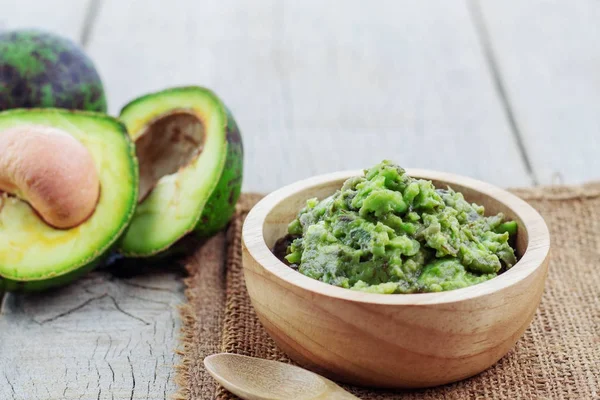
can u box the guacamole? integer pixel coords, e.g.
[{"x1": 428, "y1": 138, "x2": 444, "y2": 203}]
[{"x1": 282, "y1": 161, "x2": 518, "y2": 294}]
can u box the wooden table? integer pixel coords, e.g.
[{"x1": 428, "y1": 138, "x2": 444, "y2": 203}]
[{"x1": 1, "y1": 1, "x2": 597, "y2": 398}]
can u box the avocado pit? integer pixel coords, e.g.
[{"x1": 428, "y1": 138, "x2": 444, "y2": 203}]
[
  {"x1": 135, "y1": 111, "x2": 205, "y2": 202},
  {"x1": 0, "y1": 124, "x2": 100, "y2": 229}
]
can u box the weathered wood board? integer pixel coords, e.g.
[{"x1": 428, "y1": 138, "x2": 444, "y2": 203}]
[
  {"x1": 476, "y1": 0, "x2": 600, "y2": 184},
  {"x1": 0, "y1": 0, "x2": 93, "y2": 42},
  {"x1": 0, "y1": 261, "x2": 185, "y2": 400},
  {"x1": 86, "y1": 0, "x2": 532, "y2": 192}
]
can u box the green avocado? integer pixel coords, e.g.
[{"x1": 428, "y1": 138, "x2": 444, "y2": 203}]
[
  {"x1": 117, "y1": 86, "x2": 243, "y2": 257},
  {"x1": 0, "y1": 30, "x2": 107, "y2": 112},
  {"x1": 0, "y1": 109, "x2": 138, "y2": 291}
]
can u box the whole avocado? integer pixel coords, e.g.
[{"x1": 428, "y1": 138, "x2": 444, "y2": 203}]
[{"x1": 0, "y1": 30, "x2": 107, "y2": 112}]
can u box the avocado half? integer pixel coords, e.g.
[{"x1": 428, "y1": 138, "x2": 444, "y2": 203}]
[
  {"x1": 117, "y1": 86, "x2": 243, "y2": 257},
  {"x1": 0, "y1": 109, "x2": 138, "y2": 291}
]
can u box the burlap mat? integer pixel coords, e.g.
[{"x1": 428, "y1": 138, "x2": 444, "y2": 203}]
[{"x1": 175, "y1": 186, "x2": 600, "y2": 400}]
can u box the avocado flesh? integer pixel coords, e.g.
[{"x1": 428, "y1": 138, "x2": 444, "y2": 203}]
[
  {"x1": 118, "y1": 86, "x2": 243, "y2": 256},
  {"x1": 0, "y1": 109, "x2": 137, "y2": 290}
]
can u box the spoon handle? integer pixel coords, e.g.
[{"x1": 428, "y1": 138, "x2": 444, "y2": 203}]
[
  {"x1": 318, "y1": 381, "x2": 362, "y2": 400},
  {"x1": 324, "y1": 391, "x2": 361, "y2": 400}
]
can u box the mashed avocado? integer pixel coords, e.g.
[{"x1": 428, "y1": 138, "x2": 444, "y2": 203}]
[{"x1": 283, "y1": 161, "x2": 518, "y2": 294}]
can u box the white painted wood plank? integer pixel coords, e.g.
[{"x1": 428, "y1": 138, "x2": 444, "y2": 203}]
[
  {"x1": 0, "y1": 0, "x2": 92, "y2": 42},
  {"x1": 477, "y1": 0, "x2": 600, "y2": 185},
  {"x1": 87, "y1": 0, "x2": 532, "y2": 192},
  {"x1": 0, "y1": 264, "x2": 184, "y2": 400}
]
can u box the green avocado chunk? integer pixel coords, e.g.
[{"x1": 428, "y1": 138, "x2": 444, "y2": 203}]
[
  {"x1": 0, "y1": 30, "x2": 107, "y2": 112},
  {"x1": 117, "y1": 86, "x2": 243, "y2": 257},
  {"x1": 0, "y1": 109, "x2": 138, "y2": 291},
  {"x1": 285, "y1": 161, "x2": 518, "y2": 294}
]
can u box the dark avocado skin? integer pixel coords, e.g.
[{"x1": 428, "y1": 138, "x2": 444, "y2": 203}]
[
  {"x1": 0, "y1": 30, "x2": 107, "y2": 112},
  {"x1": 0, "y1": 256, "x2": 101, "y2": 292},
  {"x1": 194, "y1": 106, "x2": 244, "y2": 237}
]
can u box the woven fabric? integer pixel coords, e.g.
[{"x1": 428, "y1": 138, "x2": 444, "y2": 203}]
[{"x1": 176, "y1": 186, "x2": 600, "y2": 399}]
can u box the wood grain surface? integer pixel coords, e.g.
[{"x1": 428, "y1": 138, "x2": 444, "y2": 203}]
[
  {"x1": 0, "y1": 0, "x2": 597, "y2": 398},
  {"x1": 85, "y1": 0, "x2": 532, "y2": 191},
  {"x1": 0, "y1": 0, "x2": 93, "y2": 42},
  {"x1": 0, "y1": 261, "x2": 185, "y2": 399},
  {"x1": 476, "y1": 0, "x2": 600, "y2": 185}
]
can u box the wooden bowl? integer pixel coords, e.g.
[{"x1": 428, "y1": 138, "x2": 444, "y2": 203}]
[{"x1": 242, "y1": 169, "x2": 550, "y2": 388}]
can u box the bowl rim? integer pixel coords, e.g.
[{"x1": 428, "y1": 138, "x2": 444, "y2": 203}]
[{"x1": 242, "y1": 169, "x2": 551, "y2": 305}]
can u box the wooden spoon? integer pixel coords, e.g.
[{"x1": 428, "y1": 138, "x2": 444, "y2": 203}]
[{"x1": 204, "y1": 353, "x2": 360, "y2": 400}]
